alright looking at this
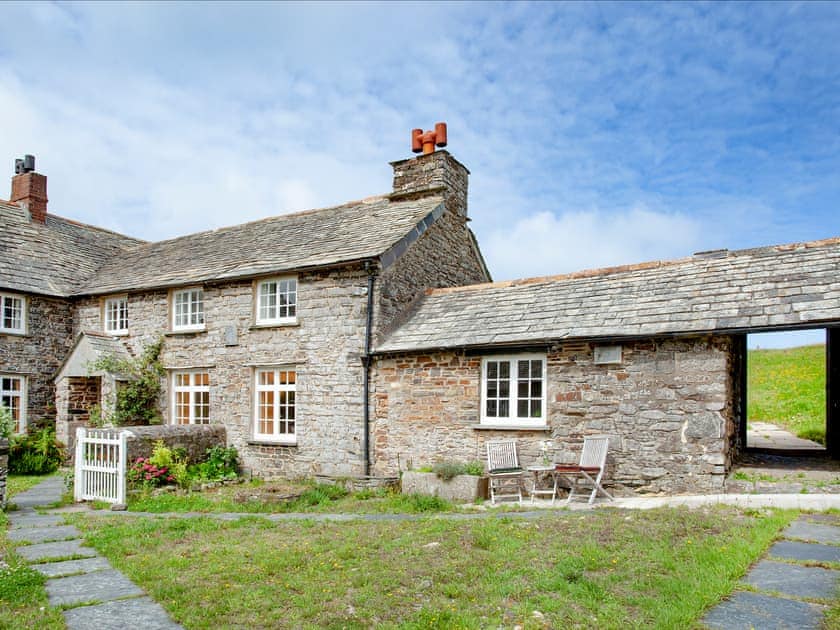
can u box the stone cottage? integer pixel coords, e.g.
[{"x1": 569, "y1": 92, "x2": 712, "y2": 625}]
[
  {"x1": 1, "y1": 149, "x2": 489, "y2": 477},
  {"x1": 2, "y1": 140, "x2": 839, "y2": 493}
]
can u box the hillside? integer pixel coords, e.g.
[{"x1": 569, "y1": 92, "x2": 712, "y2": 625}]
[{"x1": 748, "y1": 344, "x2": 826, "y2": 444}]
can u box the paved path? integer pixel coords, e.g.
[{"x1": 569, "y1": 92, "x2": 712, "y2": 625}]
[
  {"x1": 7, "y1": 477, "x2": 182, "y2": 630},
  {"x1": 703, "y1": 513, "x2": 840, "y2": 629},
  {"x1": 748, "y1": 421, "x2": 826, "y2": 450}
]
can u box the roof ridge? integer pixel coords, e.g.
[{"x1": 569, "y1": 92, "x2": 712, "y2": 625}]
[
  {"x1": 49, "y1": 214, "x2": 146, "y2": 244},
  {"x1": 119, "y1": 193, "x2": 393, "y2": 251},
  {"x1": 426, "y1": 234, "x2": 840, "y2": 297}
]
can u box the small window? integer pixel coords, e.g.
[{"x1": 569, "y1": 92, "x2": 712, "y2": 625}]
[
  {"x1": 1, "y1": 375, "x2": 26, "y2": 434},
  {"x1": 104, "y1": 296, "x2": 128, "y2": 334},
  {"x1": 254, "y1": 367, "x2": 296, "y2": 443},
  {"x1": 256, "y1": 277, "x2": 297, "y2": 325},
  {"x1": 481, "y1": 354, "x2": 546, "y2": 426},
  {"x1": 0, "y1": 293, "x2": 25, "y2": 334},
  {"x1": 171, "y1": 371, "x2": 210, "y2": 425},
  {"x1": 172, "y1": 288, "x2": 205, "y2": 331},
  {"x1": 594, "y1": 345, "x2": 622, "y2": 365}
]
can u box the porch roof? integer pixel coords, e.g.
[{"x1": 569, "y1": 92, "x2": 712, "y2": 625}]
[
  {"x1": 54, "y1": 331, "x2": 132, "y2": 381},
  {"x1": 375, "y1": 236, "x2": 840, "y2": 353}
]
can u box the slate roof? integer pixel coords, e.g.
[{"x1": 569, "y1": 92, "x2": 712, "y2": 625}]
[
  {"x1": 0, "y1": 202, "x2": 143, "y2": 297},
  {"x1": 76, "y1": 194, "x2": 446, "y2": 295},
  {"x1": 376, "y1": 237, "x2": 840, "y2": 353},
  {"x1": 54, "y1": 331, "x2": 133, "y2": 380}
]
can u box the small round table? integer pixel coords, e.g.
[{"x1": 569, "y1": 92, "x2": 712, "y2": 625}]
[{"x1": 526, "y1": 465, "x2": 558, "y2": 504}]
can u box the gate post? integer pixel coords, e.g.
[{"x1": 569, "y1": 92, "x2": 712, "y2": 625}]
[
  {"x1": 827, "y1": 328, "x2": 840, "y2": 459},
  {"x1": 74, "y1": 426, "x2": 86, "y2": 502},
  {"x1": 117, "y1": 430, "x2": 128, "y2": 505}
]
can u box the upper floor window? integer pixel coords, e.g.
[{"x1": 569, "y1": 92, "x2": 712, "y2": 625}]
[
  {"x1": 481, "y1": 354, "x2": 546, "y2": 426},
  {"x1": 172, "y1": 371, "x2": 210, "y2": 425},
  {"x1": 172, "y1": 288, "x2": 205, "y2": 331},
  {"x1": 0, "y1": 293, "x2": 25, "y2": 334},
  {"x1": 256, "y1": 277, "x2": 297, "y2": 325},
  {"x1": 1, "y1": 375, "x2": 26, "y2": 434},
  {"x1": 104, "y1": 296, "x2": 128, "y2": 334},
  {"x1": 254, "y1": 367, "x2": 296, "y2": 443}
]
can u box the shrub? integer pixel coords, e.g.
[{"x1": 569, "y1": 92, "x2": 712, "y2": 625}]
[
  {"x1": 431, "y1": 460, "x2": 485, "y2": 481},
  {"x1": 193, "y1": 445, "x2": 238, "y2": 481},
  {"x1": 91, "y1": 338, "x2": 165, "y2": 425},
  {"x1": 0, "y1": 404, "x2": 14, "y2": 440},
  {"x1": 8, "y1": 428, "x2": 64, "y2": 475}
]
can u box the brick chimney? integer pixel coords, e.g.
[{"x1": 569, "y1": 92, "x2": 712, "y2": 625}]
[
  {"x1": 11, "y1": 155, "x2": 48, "y2": 224},
  {"x1": 390, "y1": 123, "x2": 469, "y2": 218}
]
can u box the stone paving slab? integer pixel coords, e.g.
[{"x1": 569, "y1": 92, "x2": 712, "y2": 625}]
[
  {"x1": 62, "y1": 596, "x2": 183, "y2": 630},
  {"x1": 46, "y1": 568, "x2": 145, "y2": 606},
  {"x1": 7, "y1": 524, "x2": 81, "y2": 544},
  {"x1": 743, "y1": 559, "x2": 839, "y2": 600},
  {"x1": 31, "y1": 556, "x2": 112, "y2": 578},
  {"x1": 7, "y1": 512, "x2": 64, "y2": 529},
  {"x1": 702, "y1": 591, "x2": 825, "y2": 629},
  {"x1": 769, "y1": 540, "x2": 840, "y2": 564},
  {"x1": 16, "y1": 539, "x2": 98, "y2": 562},
  {"x1": 784, "y1": 519, "x2": 840, "y2": 545},
  {"x1": 12, "y1": 494, "x2": 62, "y2": 509}
]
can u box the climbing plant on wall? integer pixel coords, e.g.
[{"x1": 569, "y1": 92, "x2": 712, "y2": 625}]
[{"x1": 91, "y1": 338, "x2": 165, "y2": 425}]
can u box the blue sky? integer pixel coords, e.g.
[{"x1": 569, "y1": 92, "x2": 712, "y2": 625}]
[{"x1": 2, "y1": 2, "x2": 838, "y2": 347}]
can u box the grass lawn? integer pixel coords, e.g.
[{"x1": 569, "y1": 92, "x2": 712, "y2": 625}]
[
  {"x1": 748, "y1": 343, "x2": 826, "y2": 443},
  {"x1": 121, "y1": 480, "x2": 455, "y2": 515},
  {"x1": 66, "y1": 506, "x2": 795, "y2": 629},
  {"x1": 0, "y1": 474, "x2": 66, "y2": 630}
]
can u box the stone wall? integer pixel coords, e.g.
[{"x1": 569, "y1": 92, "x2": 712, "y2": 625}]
[
  {"x1": 371, "y1": 336, "x2": 737, "y2": 494},
  {"x1": 0, "y1": 294, "x2": 73, "y2": 429},
  {"x1": 74, "y1": 266, "x2": 371, "y2": 478},
  {"x1": 391, "y1": 150, "x2": 469, "y2": 218},
  {"x1": 376, "y1": 208, "x2": 490, "y2": 343},
  {"x1": 124, "y1": 424, "x2": 226, "y2": 464}
]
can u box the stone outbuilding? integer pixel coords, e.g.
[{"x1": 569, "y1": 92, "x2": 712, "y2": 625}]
[{"x1": 371, "y1": 239, "x2": 840, "y2": 493}]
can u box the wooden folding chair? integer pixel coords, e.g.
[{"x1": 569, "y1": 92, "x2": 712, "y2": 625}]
[
  {"x1": 486, "y1": 440, "x2": 524, "y2": 505},
  {"x1": 554, "y1": 436, "x2": 614, "y2": 505}
]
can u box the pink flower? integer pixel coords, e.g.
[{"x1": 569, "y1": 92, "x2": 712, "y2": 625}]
[{"x1": 136, "y1": 457, "x2": 144, "y2": 463}]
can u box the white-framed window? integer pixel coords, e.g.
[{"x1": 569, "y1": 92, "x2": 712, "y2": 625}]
[
  {"x1": 0, "y1": 293, "x2": 25, "y2": 334},
  {"x1": 172, "y1": 288, "x2": 205, "y2": 331},
  {"x1": 256, "y1": 277, "x2": 297, "y2": 325},
  {"x1": 254, "y1": 367, "x2": 296, "y2": 443},
  {"x1": 171, "y1": 371, "x2": 210, "y2": 425},
  {"x1": 104, "y1": 296, "x2": 128, "y2": 334},
  {"x1": 481, "y1": 354, "x2": 546, "y2": 426},
  {"x1": 1, "y1": 375, "x2": 26, "y2": 434}
]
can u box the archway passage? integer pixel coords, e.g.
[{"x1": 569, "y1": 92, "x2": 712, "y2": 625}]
[{"x1": 737, "y1": 328, "x2": 840, "y2": 459}]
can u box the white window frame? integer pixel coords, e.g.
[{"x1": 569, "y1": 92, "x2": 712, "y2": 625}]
[
  {"x1": 0, "y1": 293, "x2": 26, "y2": 335},
  {"x1": 255, "y1": 276, "x2": 297, "y2": 325},
  {"x1": 104, "y1": 295, "x2": 129, "y2": 335},
  {"x1": 253, "y1": 367, "x2": 297, "y2": 444},
  {"x1": 171, "y1": 371, "x2": 210, "y2": 425},
  {"x1": 480, "y1": 354, "x2": 547, "y2": 427},
  {"x1": 172, "y1": 287, "x2": 205, "y2": 331},
  {"x1": 1, "y1": 375, "x2": 26, "y2": 434}
]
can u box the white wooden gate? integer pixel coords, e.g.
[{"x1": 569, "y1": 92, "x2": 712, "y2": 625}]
[{"x1": 74, "y1": 427, "x2": 128, "y2": 505}]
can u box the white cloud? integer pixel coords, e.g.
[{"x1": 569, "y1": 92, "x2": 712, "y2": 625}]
[{"x1": 483, "y1": 207, "x2": 702, "y2": 280}]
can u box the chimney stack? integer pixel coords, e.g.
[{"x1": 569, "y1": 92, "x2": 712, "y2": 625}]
[
  {"x1": 391, "y1": 123, "x2": 469, "y2": 218},
  {"x1": 11, "y1": 154, "x2": 48, "y2": 224}
]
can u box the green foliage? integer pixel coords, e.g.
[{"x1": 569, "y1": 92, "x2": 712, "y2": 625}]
[
  {"x1": 8, "y1": 428, "x2": 64, "y2": 475},
  {"x1": 193, "y1": 445, "x2": 239, "y2": 481},
  {"x1": 0, "y1": 403, "x2": 14, "y2": 440},
  {"x1": 298, "y1": 483, "x2": 349, "y2": 506},
  {"x1": 432, "y1": 460, "x2": 485, "y2": 480},
  {"x1": 748, "y1": 344, "x2": 826, "y2": 443},
  {"x1": 87, "y1": 404, "x2": 108, "y2": 428},
  {"x1": 92, "y1": 338, "x2": 165, "y2": 425}
]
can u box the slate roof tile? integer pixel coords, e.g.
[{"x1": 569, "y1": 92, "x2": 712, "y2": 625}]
[{"x1": 376, "y1": 237, "x2": 840, "y2": 353}]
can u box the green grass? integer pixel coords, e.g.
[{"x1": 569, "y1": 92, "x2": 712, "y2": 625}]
[
  {"x1": 66, "y1": 506, "x2": 795, "y2": 628},
  {"x1": 123, "y1": 481, "x2": 454, "y2": 515},
  {"x1": 748, "y1": 343, "x2": 826, "y2": 443}
]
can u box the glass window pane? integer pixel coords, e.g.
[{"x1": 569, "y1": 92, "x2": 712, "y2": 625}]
[
  {"x1": 499, "y1": 400, "x2": 509, "y2": 417},
  {"x1": 487, "y1": 362, "x2": 497, "y2": 379},
  {"x1": 517, "y1": 400, "x2": 529, "y2": 418},
  {"x1": 499, "y1": 362, "x2": 510, "y2": 378},
  {"x1": 531, "y1": 360, "x2": 542, "y2": 378},
  {"x1": 531, "y1": 401, "x2": 542, "y2": 418},
  {"x1": 499, "y1": 381, "x2": 509, "y2": 397},
  {"x1": 518, "y1": 360, "x2": 529, "y2": 379},
  {"x1": 518, "y1": 381, "x2": 529, "y2": 398},
  {"x1": 486, "y1": 400, "x2": 497, "y2": 417}
]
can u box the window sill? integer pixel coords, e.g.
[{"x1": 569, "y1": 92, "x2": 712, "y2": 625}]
[
  {"x1": 164, "y1": 328, "x2": 208, "y2": 337},
  {"x1": 247, "y1": 440, "x2": 297, "y2": 447},
  {"x1": 249, "y1": 321, "x2": 300, "y2": 331},
  {"x1": 471, "y1": 424, "x2": 550, "y2": 432},
  {"x1": 0, "y1": 330, "x2": 26, "y2": 337},
  {"x1": 105, "y1": 330, "x2": 129, "y2": 337}
]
